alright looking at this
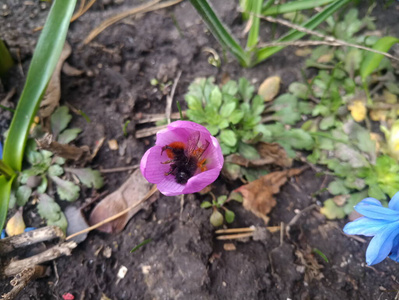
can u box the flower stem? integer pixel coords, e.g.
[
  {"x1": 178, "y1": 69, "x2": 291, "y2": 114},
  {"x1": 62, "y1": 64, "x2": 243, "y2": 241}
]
[{"x1": 0, "y1": 160, "x2": 16, "y2": 179}]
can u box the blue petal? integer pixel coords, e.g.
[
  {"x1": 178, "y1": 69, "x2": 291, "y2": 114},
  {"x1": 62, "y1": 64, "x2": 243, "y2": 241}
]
[
  {"x1": 0, "y1": 141, "x2": 2, "y2": 160},
  {"x1": 389, "y1": 235, "x2": 399, "y2": 262},
  {"x1": 389, "y1": 192, "x2": 399, "y2": 211},
  {"x1": 343, "y1": 217, "x2": 391, "y2": 237},
  {"x1": 355, "y1": 198, "x2": 399, "y2": 221},
  {"x1": 366, "y1": 221, "x2": 399, "y2": 265}
]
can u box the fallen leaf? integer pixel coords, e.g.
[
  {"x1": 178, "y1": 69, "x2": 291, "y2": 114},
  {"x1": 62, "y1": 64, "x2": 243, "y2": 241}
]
[
  {"x1": 5, "y1": 210, "x2": 25, "y2": 236},
  {"x1": 64, "y1": 206, "x2": 89, "y2": 244},
  {"x1": 223, "y1": 243, "x2": 236, "y2": 251},
  {"x1": 332, "y1": 194, "x2": 349, "y2": 206},
  {"x1": 89, "y1": 169, "x2": 158, "y2": 233},
  {"x1": 257, "y1": 142, "x2": 293, "y2": 168},
  {"x1": 108, "y1": 139, "x2": 119, "y2": 150},
  {"x1": 369, "y1": 109, "x2": 387, "y2": 122},
  {"x1": 235, "y1": 168, "x2": 305, "y2": 223},
  {"x1": 258, "y1": 76, "x2": 281, "y2": 102},
  {"x1": 383, "y1": 89, "x2": 397, "y2": 104},
  {"x1": 348, "y1": 100, "x2": 367, "y2": 122},
  {"x1": 62, "y1": 62, "x2": 84, "y2": 76},
  {"x1": 40, "y1": 42, "x2": 72, "y2": 118},
  {"x1": 317, "y1": 52, "x2": 334, "y2": 63},
  {"x1": 295, "y1": 48, "x2": 312, "y2": 57}
]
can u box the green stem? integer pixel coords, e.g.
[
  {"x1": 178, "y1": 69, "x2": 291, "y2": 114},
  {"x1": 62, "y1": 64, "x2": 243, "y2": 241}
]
[
  {"x1": 0, "y1": 160, "x2": 16, "y2": 179},
  {"x1": 0, "y1": 40, "x2": 14, "y2": 77}
]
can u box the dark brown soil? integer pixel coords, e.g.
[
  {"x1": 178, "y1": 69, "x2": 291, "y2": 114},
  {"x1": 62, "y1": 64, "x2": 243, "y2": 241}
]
[{"x1": 1, "y1": 1, "x2": 399, "y2": 299}]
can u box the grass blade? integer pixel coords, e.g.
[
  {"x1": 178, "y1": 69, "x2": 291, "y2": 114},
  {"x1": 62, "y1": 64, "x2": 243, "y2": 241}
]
[
  {"x1": 255, "y1": 0, "x2": 350, "y2": 65},
  {"x1": 360, "y1": 36, "x2": 399, "y2": 80},
  {"x1": 189, "y1": 0, "x2": 249, "y2": 66},
  {"x1": 262, "y1": 0, "x2": 335, "y2": 15},
  {"x1": 246, "y1": 0, "x2": 263, "y2": 50},
  {"x1": 0, "y1": 40, "x2": 14, "y2": 77},
  {"x1": 3, "y1": 0, "x2": 77, "y2": 172}
]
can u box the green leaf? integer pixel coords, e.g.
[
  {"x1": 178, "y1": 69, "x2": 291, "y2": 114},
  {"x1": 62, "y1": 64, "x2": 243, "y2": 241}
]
[
  {"x1": 220, "y1": 102, "x2": 236, "y2": 117},
  {"x1": 219, "y1": 130, "x2": 237, "y2": 147},
  {"x1": 238, "y1": 78, "x2": 255, "y2": 102},
  {"x1": 238, "y1": 142, "x2": 260, "y2": 160},
  {"x1": 210, "y1": 209, "x2": 224, "y2": 227},
  {"x1": 262, "y1": 0, "x2": 335, "y2": 15},
  {"x1": 229, "y1": 191, "x2": 243, "y2": 203},
  {"x1": 201, "y1": 201, "x2": 213, "y2": 208},
  {"x1": 0, "y1": 175, "x2": 16, "y2": 231},
  {"x1": 328, "y1": 180, "x2": 350, "y2": 195},
  {"x1": 273, "y1": 94, "x2": 301, "y2": 125},
  {"x1": 320, "y1": 199, "x2": 346, "y2": 219},
  {"x1": 185, "y1": 94, "x2": 203, "y2": 111},
  {"x1": 217, "y1": 195, "x2": 227, "y2": 206},
  {"x1": 3, "y1": 0, "x2": 77, "y2": 172},
  {"x1": 65, "y1": 168, "x2": 104, "y2": 189},
  {"x1": 16, "y1": 185, "x2": 32, "y2": 206},
  {"x1": 360, "y1": 36, "x2": 399, "y2": 80},
  {"x1": 368, "y1": 184, "x2": 386, "y2": 200},
  {"x1": 246, "y1": 0, "x2": 262, "y2": 49},
  {"x1": 224, "y1": 209, "x2": 235, "y2": 224},
  {"x1": 0, "y1": 39, "x2": 14, "y2": 77},
  {"x1": 51, "y1": 176, "x2": 80, "y2": 202},
  {"x1": 284, "y1": 129, "x2": 314, "y2": 150},
  {"x1": 37, "y1": 193, "x2": 68, "y2": 232},
  {"x1": 319, "y1": 116, "x2": 335, "y2": 130},
  {"x1": 189, "y1": 0, "x2": 249, "y2": 66},
  {"x1": 209, "y1": 86, "x2": 222, "y2": 108},
  {"x1": 229, "y1": 110, "x2": 244, "y2": 124},
  {"x1": 51, "y1": 106, "x2": 72, "y2": 138},
  {"x1": 289, "y1": 82, "x2": 309, "y2": 99},
  {"x1": 344, "y1": 48, "x2": 362, "y2": 75},
  {"x1": 48, "y1": 164, "x2": 64, "y2": 177},
  {"x1": 37, "y1": 176, "x2": 48, "y2": 194},
  {"x1": 222, "y1": 80, "x2": 238, "y2": 96},
  {"x1": 57, "y1": 128, "x2": 82, "y2": 144},
  {"x1": 206, "y1": 124, "x2": 219, "y2": 135}
]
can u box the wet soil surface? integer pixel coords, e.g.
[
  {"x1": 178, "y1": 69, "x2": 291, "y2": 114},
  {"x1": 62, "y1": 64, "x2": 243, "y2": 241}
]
[{"x1": 1, "y1": 1, "x2": 399, "y2": 299}]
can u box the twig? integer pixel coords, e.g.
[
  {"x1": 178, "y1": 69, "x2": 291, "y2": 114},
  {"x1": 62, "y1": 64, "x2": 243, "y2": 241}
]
[
  {"x1": 258, "y1": 40, "x2": 341, "y2": 48},
  {"x1": 0, "y1": 226, "x2": 65, "y2": 255},
  {"x1": 1, "y1": 87, "x2": 16, "y2": 104},
  {"x1": 216, "y1": 232, "x2": 254, "y2": 240},
  {"x1": 287, "y1": 204, "x2": 318, "y2": 227},
  {"x1": 83, "y1": 0, "x2": 183, "y2": 45},
  {"x1": 257, "y1": 14, "x2": 399, "y2": 62},
  {"x1": 65, "y1": 185, "x2": 158, "y2": 241},
  {"x1": 3, "y1": 242, "x2": 77, "y2": 277},
  {"x1": 166, "y1": 70, "x2": 182, "y2": 124},
  {"x1": 215, "y1": 227, "x2": 256, "y2": 234},
  {"x1": 1, "y1": 266, "x2": 47, "y2": 300},
  {"x1": 135, "y1": 125, "x2": 168, "y2": 139},
  {"x1": 134, "y1": 112, "x2": 186, "y2": 124},
  {"x1": 99, "y1": 164, "x2": 139, "y2": 173}
]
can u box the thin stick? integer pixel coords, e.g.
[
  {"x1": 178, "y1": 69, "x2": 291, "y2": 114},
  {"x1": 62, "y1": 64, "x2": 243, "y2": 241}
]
[
  {"x1": 257, "y1": 14, "x2": 399, "y2": 62},
  {"x1": 135, "y1": 125, "x2": 168, "y2": 139},
  {"x1": 258, "y1": 40, "x2": 341, "y2": 48},
  {"x1": 71, "y1": 0, "x2": 97, "y2": 22},
  {"x1": 287, "y1": 204, "x2": 318, "y2": 227},
  {"x1": 135, "y1": 112, "x2": 186, "y2": 124},
  {"x1": 216, "y1": 232, "x2": 254, "y2": 240},
  {"x1": 83, "y1": 0, "x2": 183, "y2": 45},
  {"x1": 215, "y1": 227, "x2": 256, "y2": 234},
  {"x1": 99, "y1": 164, "x2": 139, "y2": 173},
  {"x1": 65, "y1": 185, "x2": 158, "y2": 241},
  {"x1": 166, "y1": 70, "x2": 182, "y2": 124}
]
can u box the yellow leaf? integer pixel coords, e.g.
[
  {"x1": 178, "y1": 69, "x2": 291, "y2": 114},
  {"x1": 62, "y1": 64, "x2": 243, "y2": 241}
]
[
  {"x1": 370, "y1": 133, "x2": 381, "y2": 153},
  {"x1": 369, "y1": 109, "x2": 387, "y2": 122},
  {"x1": 348, "y1": 100, "x2": 367, "y2": 122},
  {"x1": 108, "y1": 139, "x2": 119, "y2": 150},
  {"x1": 295, "y1": 48, "x2": 312, "y2": 57},
  {"x1": 317, "y1": 52, "x2": 334, "y2": 63},
  {"x1": 383, "y1": 89, "x2": 397, "y2": 104},
  {"x1": 5, "y1": 210, "x2": 25, "y2": 237},
  {"x1": 258, "y1": 76, "x2": 281, "y2": 102}
]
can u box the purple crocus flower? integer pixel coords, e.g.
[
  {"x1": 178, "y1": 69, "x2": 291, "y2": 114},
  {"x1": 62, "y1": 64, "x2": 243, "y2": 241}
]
[
  {"x1": 343, "y1": 192, "x2": 399, "y2": 265},
  {"x1": 140, "y1": 121, "x2": 224, "y2": 196}
]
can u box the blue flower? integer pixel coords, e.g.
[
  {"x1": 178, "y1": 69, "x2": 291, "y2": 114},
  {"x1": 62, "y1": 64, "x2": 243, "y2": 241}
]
[
  {"x1": 343, "y1": 192, "x2": 399, "y2": 265},
  {"x1": 0, "y1": 141, "x2": 2, "y2": 160}
]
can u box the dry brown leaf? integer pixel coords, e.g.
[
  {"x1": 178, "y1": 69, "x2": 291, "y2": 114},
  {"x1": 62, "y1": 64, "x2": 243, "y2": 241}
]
[
  {"x1": 39, "y1": 42, "x2": 72, "y2": 118},
  {"x1": 317, "y1": 52, "x2": 334, "y2": 63},
  {"x1": 257, "y1": 142, "x2": 293, "y2": 168},
  {"x1": 62, "y1": 62, "x2": 84, "y2": 76},
  {"x1": 258, "y1": 76, "x2": 281, "y2": 102},
  {"x1": 369, "y1": 109, "x2": 387, "y2": 122},
  {"x1": 5, "y1": 210, "x2": 25, "y2": 237},
  {"x1": 108, "y1": 139, "x2": 119, "y2": 150},
  {"x1": 235, "y1": 168, "x2": 305, "y2": 223},
  {"x1": 332, "y1": 195, "x2": 349, "y2": 206},
  {"x1": 89, "y1": 169, "x2": 158, "y2": 233},
  {"x1": 295, "y1": 48, "x2": 312, "y2": 57}
]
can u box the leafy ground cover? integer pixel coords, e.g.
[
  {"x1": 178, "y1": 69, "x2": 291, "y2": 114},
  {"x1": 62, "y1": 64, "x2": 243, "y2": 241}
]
[{"x1": 1, "y1": 1, "x2": 399, "y2": 299}]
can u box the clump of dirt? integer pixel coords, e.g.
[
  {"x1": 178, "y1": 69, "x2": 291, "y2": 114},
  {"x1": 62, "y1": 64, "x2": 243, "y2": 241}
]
[{"x1": 1, "y1": 1, "x2": 399, "y2": 299}]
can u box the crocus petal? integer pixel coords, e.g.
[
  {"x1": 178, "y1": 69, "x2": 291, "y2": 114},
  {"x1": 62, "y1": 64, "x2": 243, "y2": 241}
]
[
  {"x1": 355, "y1": 198, "x2": 399, "y2": 221},
  {"x1": 389, "y1": 192, "x2": 399, "y2": 211},
  {"x1": 0, "y1": 141, "x2": 2, "y2": 160},
  {"x1": 343, "y1": 217, "x2": 391, "y2": 237},
  {"x1": 389, "y1": 235, "x2": 399, "y2": 262},
  {"x1": 157, "y1": 177, "x2": 185, "y2": 196},
  {"x1": 155, "y1": 127, "x2": 191, "y2": 147},
  {"x1": 168, "y1": 121, "x2": 212, "y2": 135},
  {"x1": 366, "y1": 221, "x2": 399, "y2": 265},
  {"x1": 140, "y1": 146, "x2": 170, "y2": 184},
  {"x1": 182, "y1": 168, "x2": 221, "y2": 194}
]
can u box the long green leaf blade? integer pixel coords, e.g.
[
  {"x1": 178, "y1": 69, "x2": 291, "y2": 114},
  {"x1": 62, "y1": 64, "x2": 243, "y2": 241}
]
[
  {"x1": 0, "y1": 175, "x2": 15, "y2": 234},
  {"x1": 262, "y1": 0, "x2": 335, "y2": 15},
  {"x1": 3, "y1": 0, "x2": 77, "y2": 171},
  {"x1": 360, "y1": 36, "x2": 399, "y2": 80},
  {"x1": 255, "y1": 0, "x2": 350, "y2": 65},
  {"x1": 246, "y1": 0, "x2": 263, "y2": 49},
  {"x1": 0, "y1": 40, "x2": 14, "y2": 77},
  {"x1": 189, "y1": 0, "x2": 249, "y2": 66}
]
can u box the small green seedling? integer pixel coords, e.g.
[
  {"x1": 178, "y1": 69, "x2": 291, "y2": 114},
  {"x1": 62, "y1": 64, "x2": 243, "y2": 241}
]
[{"x1": 201, "y1": 192, "x2": 243, "y2": 227}]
